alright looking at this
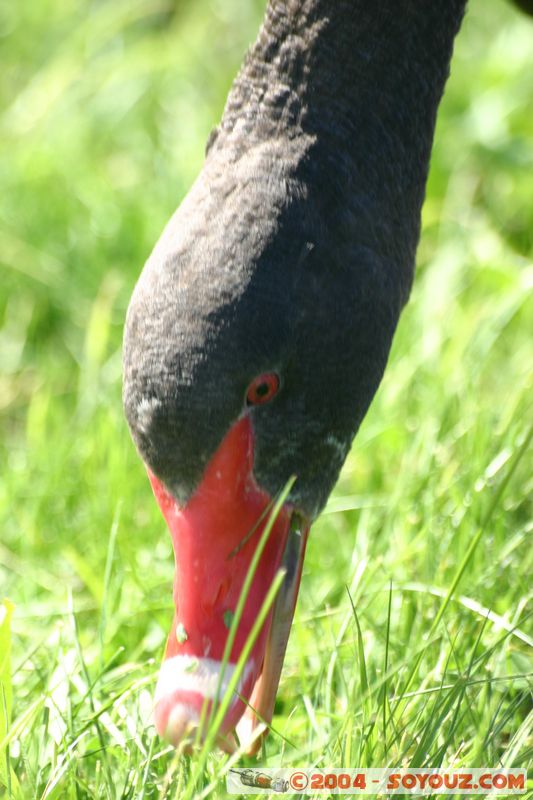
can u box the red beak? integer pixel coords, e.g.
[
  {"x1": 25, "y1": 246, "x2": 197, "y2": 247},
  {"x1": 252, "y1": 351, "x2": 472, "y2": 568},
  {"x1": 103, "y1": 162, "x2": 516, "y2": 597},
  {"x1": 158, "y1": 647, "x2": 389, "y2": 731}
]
[{"x1": 148, "y1": 416, "x2": 309, "y2": 752}]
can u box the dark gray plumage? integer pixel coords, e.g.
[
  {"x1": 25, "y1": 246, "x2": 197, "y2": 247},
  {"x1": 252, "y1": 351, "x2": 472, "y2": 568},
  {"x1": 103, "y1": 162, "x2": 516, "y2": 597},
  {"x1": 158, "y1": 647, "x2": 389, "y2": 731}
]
[{"x1": 123, "y1": 0, "x2": 467, "y2": 519}]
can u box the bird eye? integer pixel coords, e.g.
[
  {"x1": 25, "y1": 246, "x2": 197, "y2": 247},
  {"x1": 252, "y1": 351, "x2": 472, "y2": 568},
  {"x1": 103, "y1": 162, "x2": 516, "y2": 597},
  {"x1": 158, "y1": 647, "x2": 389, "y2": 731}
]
[{"x1": 246, "y1": 372, "x2": 280, "y2": 406}]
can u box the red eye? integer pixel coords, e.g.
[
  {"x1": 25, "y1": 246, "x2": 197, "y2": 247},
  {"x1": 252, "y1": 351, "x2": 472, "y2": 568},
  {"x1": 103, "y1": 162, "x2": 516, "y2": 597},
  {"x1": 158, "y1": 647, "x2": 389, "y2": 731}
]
[{"x1": 246, "y1": 372, "x2": 280, "y2": 406}]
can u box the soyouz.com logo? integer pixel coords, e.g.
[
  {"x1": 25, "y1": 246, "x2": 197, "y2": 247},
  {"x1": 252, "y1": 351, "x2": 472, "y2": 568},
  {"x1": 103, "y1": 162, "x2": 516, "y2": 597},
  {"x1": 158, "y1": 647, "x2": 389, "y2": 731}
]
[{"x1": 226, "y1": 768, "x2": 527, "y2": 795}]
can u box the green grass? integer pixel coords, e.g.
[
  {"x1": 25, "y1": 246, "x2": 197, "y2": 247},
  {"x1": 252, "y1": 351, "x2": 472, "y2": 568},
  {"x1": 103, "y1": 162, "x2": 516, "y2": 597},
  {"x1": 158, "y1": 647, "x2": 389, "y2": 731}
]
[{"x1": 1, "y1": 0, "x2": 532, "y2": 797}]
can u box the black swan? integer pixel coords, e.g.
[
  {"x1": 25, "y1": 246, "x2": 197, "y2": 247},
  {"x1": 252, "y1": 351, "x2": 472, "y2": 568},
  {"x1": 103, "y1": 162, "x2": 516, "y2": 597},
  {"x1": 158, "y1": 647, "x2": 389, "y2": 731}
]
[{"x1": 122, "y1": 0, "x2": 530, "y2": 753}]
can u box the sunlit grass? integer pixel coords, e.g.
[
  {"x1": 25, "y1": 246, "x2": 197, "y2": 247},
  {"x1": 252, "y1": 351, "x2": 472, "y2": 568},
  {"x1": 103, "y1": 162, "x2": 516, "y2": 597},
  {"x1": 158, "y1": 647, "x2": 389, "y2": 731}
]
[{"x1": 0, "y1": 0, "x2": 532, "y2": 797}]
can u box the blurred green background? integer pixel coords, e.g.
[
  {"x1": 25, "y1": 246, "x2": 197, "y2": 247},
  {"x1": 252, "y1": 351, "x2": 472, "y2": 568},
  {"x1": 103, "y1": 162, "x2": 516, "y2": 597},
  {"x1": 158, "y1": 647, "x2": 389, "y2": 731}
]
[{"x1": 0, "y1": 1, "x2": 532, "y2": 798}]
